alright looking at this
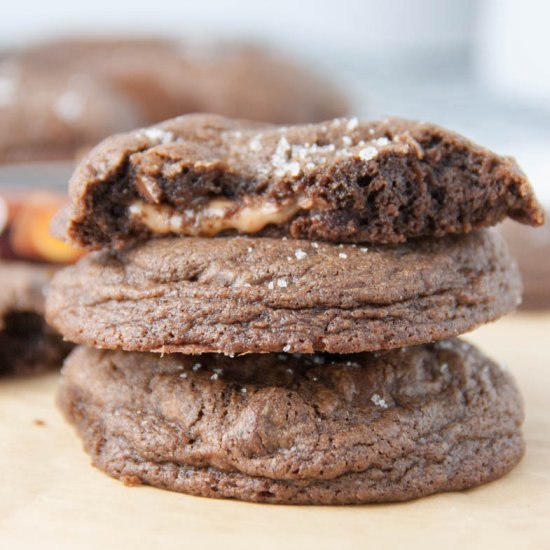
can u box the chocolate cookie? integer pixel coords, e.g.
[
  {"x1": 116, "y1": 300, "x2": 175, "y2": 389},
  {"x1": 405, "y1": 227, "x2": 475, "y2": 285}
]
[
  {"x1": 47, "y1": 230, "x2": 521, "y2": 355},
  {"x1": 0, "y1": 262, "x2": 72, "y2": 375},
  {"x1": 0, "y1": 63, "x2": 141, "y2": 164},
  {"x1": 0, "y1": 39, "x2": 348, "y2": 163},
  {"x1": 58, "y1": 114, "x2": 543, "y2": 250},
  {"x1": 58, "y1": 340, "x2": 524, "y2": 504},
  {"x1": 500, "y1": 211, "x2": 550, "y2": 310},
  {"x1": 18, "y1": 38, "x2": 348, "y2": 126}
]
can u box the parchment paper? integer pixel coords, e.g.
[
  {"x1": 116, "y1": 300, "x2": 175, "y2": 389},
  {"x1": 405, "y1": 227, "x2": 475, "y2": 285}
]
[{"x1": 1, "y1": 314, "x2": 549, "y2": 550}]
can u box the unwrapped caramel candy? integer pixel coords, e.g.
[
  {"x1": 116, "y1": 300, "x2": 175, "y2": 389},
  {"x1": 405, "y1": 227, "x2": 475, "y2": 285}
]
[{"x1": 0, "y1": 190, "x2": 83, "y2": 264}]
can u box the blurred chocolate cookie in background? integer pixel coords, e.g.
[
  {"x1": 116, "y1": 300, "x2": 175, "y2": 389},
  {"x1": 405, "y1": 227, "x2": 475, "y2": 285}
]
[
  {"x1": 0, "y1": 261, "x2": 73, "y2": 375},
  {"x1": 0, "y1": 64, "x2": 142, "y2": 164},
  {"x1": 501, "y1": 210, "x2": 550, "y2": 310},
  {"x1": 0, "y1": 189, "x2": 81, "y2": 375},
  {"x1": 0, "y1": 37, "x2": 349, "y2": 163}
]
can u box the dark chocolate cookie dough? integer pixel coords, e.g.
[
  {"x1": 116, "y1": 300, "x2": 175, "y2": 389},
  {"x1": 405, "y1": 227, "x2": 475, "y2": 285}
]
[
  {"x1": 0, "y1": 39, "x2": 348, "y2": 163},
  {"x1": 59, "y1": 114, "x2": 543, "y2": 250},
  {"x1": 58, "y1": 340, "x2": 524, "y2": 504},
  {"x1": 47, "y1": 230, "x2": 521, "y2": 355},
  {"x1": 0, "y1": 262, "x2": 72, "y2": 375}
]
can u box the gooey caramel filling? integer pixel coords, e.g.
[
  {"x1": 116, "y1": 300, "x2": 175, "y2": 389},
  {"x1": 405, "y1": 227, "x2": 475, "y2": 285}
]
[{"x1": 128, "y1": 197, "x2": 312, "y2": 237}]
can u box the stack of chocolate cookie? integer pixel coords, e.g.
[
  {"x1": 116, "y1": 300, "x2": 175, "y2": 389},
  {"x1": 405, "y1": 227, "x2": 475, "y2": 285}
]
[{"x1": 47, "y1": 114, "x2": 543, "y2": 504}]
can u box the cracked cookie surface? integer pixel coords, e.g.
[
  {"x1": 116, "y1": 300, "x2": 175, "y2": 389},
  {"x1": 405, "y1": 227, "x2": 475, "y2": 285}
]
[
  {"x1": 58, "y1": 340, "x2": 524, "y2": 504},
  {"x1": 47, "y1": 230, "x2": 521, "y2": 355},
  {"x1": 59, "y1": 114, "x2": 543, "y2": 249}
]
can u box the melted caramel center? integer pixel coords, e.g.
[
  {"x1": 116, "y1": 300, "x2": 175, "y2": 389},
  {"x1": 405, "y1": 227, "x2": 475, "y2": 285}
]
[{"x1": 128, "y1": 197, "x2": 309, "y2": 237}]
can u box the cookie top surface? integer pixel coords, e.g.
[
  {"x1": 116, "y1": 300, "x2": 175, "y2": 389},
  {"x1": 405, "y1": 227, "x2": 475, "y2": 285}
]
[
  {"x1": 59, "y1": 114, "x2": 544, "y2": 249},
  {"x1": 58, "y1": 340, "x2": 524, "y2": 504},
  {"x1": 0, "y1": 39, "x2": 348, "y2": 163},
  {"x1": 47, "y1": 230, "x2": 521, "y2": 355}
]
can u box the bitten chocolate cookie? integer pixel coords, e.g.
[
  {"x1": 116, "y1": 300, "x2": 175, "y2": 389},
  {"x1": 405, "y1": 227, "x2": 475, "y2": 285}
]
[
  {"x1": 47, "y1": 230, "x2": 521, "y2": 355},
  {"x1": 500, "y1": 211, "x2": 550, "y2": 310},
  {"x1": 0, "y1": 262, "x2": 72, "y2": 375},
  {"x1": 58, "y1": 340, "x2": 524, "y2": 505},
  {"x1": 0, "y1": 39, "x2": 348, "y2": 163},
  {"x1": 58, "y1": 114, "x2": 543, "y2": 250}
]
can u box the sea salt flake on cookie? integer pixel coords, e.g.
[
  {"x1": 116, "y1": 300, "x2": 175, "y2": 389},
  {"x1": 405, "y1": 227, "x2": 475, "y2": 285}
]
[
  {"x1": 358, "y1": 146, "x2": 378, "y2": 161},
  {"x1": 371, "y1": 393, "x2": 388, "y2": 408}
]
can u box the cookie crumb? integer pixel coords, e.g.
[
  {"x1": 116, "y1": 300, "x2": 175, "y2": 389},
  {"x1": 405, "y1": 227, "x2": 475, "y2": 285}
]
[
  {"x1": 33, "y1": 419, "x2": 46, "y2": 427},
  {"x1": 121, "y1": 475, "x2": 142, "y2": 487}
]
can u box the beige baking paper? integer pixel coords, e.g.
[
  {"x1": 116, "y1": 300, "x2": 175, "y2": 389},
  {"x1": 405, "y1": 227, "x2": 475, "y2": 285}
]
[{"x1": 1, "y1": 314, "x2": 549, "y2": 550}]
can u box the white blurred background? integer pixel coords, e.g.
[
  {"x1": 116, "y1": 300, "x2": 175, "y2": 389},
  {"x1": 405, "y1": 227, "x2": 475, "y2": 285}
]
[{"x1": 1, "y1": 0, "x2": 549, "y2": 201}]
